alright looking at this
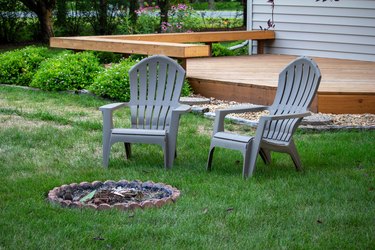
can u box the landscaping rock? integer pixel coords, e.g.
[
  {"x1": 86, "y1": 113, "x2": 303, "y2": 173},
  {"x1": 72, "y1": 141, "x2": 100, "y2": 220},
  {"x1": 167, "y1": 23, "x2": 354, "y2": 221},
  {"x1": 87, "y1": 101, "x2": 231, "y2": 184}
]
[
  {"x1": 180, "y1": 96, "x2": 210, "y2": 105},
  {"x1": 301, "y1": 114, "x2": 333, "y2": 125}
]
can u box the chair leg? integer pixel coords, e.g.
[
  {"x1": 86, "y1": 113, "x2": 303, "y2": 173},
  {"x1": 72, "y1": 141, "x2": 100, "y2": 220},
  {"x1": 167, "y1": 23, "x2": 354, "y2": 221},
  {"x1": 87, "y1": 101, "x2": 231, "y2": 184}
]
[
  {"x1": 242, "y1": 150, "x2": 251, "y2": 178},
  {"x1": 165, "y1": 140, "x2": 174, "y2": 170},
  {"x1": 124, "y1": 143, "x2": 131, "y2": 159},
  {"x1": 102, "y1": 141, "x2": 111, "y2": 168},
  {"x1": 243, "y1": 141, "x2": 260, "y2": 179},
  {"x1": 165, "y1": 134, "x2": 178, "y2": 169},
  {"x1": 206, "y1": 146, "x2": 215, "y2": 171},
  {"x1": 287, "y1": 140, "x2": 302, "y2": 171},
  {"x1": 259, "y1": 148, "x2": 272, "y2": 165}
]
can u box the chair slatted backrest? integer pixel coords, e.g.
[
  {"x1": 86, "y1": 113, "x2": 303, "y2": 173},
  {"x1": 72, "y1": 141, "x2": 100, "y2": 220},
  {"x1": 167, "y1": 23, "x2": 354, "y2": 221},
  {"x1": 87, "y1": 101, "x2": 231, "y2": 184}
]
[
  {"x1": 128, "y1": 55, "x2": 186, "y2": 130},
  {"x1": 263, "y1": 57, "x2": 322, "y2": 142}
]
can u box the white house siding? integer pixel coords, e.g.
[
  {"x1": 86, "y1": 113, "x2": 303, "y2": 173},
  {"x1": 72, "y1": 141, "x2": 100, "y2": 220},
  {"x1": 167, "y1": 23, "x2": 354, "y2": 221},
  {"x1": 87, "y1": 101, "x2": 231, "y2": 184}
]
[{"x1": 247, "y1": 0, "x2": 375, "y2": 62}]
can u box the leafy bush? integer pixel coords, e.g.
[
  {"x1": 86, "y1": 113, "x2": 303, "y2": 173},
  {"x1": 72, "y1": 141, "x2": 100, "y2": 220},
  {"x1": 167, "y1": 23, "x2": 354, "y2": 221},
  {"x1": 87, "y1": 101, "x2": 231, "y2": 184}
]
[
  {"x1": 90, "y1": 58, "x2": 192, "y2": 102},
  {"x1": 89, "y1": 58, "x2": 138, "y2": 101},
  {"x1": 135, "y1": 6, "x2": 160, "y2": 34},
  {"x1": 0, "y1": 0, "x2": 33, "y2": 43},
  {"x1": 191, "y1": 2, "x2": 242, "y2": 11},
  {"x1": 0, "y1": 46, "x2": 52, "y2": 86},
  {"x1": 182, "y1": 79, "x2": 192, "y2": 97},
  {"x1": 54, "y1": 0, "x2": 90, "y2": 36},
  {"x1": 31, "y1": 51, "x2": 102, "y2": 91},
  {"x1": 161, "y1": 4, "x2": 199, "y2": 33},
  {"x1": 211, "y1": 43, "x2": 236, "y2": 57},
  {"x1": 93, "y1": 51, "x2": 123, "y2": 64},
  {"x1": 211, "y1": 42, "x2": 248, "y2": 57}
]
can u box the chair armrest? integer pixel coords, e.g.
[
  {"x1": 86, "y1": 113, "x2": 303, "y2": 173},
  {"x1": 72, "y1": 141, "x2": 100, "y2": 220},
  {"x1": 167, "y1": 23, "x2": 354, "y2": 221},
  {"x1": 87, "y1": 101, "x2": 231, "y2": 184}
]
[
  {"x1": 168, "y1": 104, "x2": 191, "y2": 141},
  {"x1": 259, "y1": 111, "x2": 311, "y2": 122},
  {"x1": 216, "y1": 104, "x2": 268, "y2": 116},
  {"x1": 99, "y1": 103, "x2": 129, "y2": 133},
  {"x1": 99, "y1": 102, "x2": 128, "y2": 112},
  {"x1": 253, "y1": 111, "x2": 311, "y2": 143},
  {"x1": 213, "y1": 105, "x2": 269, "y2": 134},
  {"x1": 170, "y1": 104, "x2": 191, "y2": 126}
]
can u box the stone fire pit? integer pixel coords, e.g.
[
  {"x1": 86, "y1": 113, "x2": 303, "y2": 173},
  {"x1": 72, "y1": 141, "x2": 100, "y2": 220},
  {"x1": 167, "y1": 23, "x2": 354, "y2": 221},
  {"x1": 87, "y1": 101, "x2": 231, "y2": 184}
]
[{"x1": 47, "y1": 180, "x2": 180, "y2": 211}]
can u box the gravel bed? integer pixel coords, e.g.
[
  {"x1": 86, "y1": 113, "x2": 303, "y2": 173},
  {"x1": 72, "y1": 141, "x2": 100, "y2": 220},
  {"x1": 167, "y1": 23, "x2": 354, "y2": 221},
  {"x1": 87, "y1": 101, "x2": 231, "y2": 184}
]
[{"x1": 191, "y1": 96, "x2": 375, "y2": 128}]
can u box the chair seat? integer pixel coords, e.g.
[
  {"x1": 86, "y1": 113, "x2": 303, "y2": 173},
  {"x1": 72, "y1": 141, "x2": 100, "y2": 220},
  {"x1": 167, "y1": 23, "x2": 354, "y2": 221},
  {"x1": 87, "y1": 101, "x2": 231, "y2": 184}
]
[
  {"x1": 214, "y1": 132, "x2": 253, "y2": 143},
  {"x1": 262, "y1": 138, "x2": 289, "y2": 147},
  {"x1": 112, "y1": 128, "x2": 166, "y2": 137}
]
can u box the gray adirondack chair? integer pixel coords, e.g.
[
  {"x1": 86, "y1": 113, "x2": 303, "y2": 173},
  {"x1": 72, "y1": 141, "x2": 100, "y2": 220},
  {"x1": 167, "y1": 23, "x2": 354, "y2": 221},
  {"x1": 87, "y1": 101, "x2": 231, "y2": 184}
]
[
  {"x1": 99, "y1": 55, "x2": 190, "y2": 169},
  {"x1": 207, "y1": 57, "x2": 322, "y2": 178}
]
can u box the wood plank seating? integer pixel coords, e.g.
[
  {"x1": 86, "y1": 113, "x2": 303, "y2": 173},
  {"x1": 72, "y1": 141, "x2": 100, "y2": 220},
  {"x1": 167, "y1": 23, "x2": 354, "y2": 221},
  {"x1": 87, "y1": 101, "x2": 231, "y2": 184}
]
[{"x1": 50, "y1": 30, "x2": 275, "y2": 67}]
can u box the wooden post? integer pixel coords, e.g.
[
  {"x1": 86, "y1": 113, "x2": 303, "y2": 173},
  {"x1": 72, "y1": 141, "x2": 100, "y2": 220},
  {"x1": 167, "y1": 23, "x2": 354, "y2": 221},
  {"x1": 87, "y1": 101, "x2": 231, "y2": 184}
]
[
  {"x1": 310, "y1": 95, "x2": 319, "y2": 113},
  {"x1": 179, "y1": 58, "x2": 187, "y2": 71},
  {"x1": 206, "y1": 42, "x2": 213, "y2": 57},
  {"x1": 257, "y1": 40, "x2": 264, "y2": 54}
]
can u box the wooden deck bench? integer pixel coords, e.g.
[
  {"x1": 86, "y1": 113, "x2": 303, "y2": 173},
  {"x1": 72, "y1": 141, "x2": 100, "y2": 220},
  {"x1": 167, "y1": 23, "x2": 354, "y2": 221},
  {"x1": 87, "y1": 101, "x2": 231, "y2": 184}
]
[{"x1": 50, "y1": 30, "x2": 275, "y2": 68}]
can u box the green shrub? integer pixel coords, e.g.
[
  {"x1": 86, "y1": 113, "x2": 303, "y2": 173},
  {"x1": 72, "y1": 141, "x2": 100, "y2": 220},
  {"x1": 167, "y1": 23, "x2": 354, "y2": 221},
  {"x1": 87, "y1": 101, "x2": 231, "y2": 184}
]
[
  {"x1": 90, "y1": 58, "x2": 192, "y2": 102},
  {"x1": 136, "y1": 14, "x2": 159, "y2": 34},
  {"x1": 0, "y1": 0, "x2": 32, "y2": 43},
  {"x1": 191, "y1": 2, "x2": 242, "y2": 11},
  {"x1": 211, "y1": 43, "x2": 236, "y2": 57},
  {"x1": 211, "y1": 42, "x2": 248, "y2": 57},
  {"x1": 89, "y1": 58, "x2": 138, "y2": 101},
  {"x1": 0, "y1": 46, "x2": 52, "y2": 86},
  {"x1": 215, "y1": 2, "x2": 242, "y2": 11},
  {"x1": 182, "y1": 79, "x2": 192, "y2": 97},
  {"x1": 31, "y1": 51, "x2": 102, "y2": 91},
  {"x1": 93, "y1": 51, "x2": 123, "y2": 64}
]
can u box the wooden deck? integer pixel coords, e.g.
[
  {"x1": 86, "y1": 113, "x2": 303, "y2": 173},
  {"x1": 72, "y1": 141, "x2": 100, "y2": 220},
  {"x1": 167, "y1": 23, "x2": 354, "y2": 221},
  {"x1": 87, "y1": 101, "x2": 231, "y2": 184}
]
[
  {"x1": 186, "y1": 54, "x2": 375, "y2": 114},
  {"x1": 50, "y1": 30, "x2": 275, "y2": 59}
]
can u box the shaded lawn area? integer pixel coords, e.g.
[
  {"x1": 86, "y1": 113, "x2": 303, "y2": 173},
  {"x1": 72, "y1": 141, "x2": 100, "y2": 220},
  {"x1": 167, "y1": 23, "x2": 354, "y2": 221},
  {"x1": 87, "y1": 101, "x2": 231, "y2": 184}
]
[{"x1": 0, "y1": 85, "x2": 374, "y2": 249}]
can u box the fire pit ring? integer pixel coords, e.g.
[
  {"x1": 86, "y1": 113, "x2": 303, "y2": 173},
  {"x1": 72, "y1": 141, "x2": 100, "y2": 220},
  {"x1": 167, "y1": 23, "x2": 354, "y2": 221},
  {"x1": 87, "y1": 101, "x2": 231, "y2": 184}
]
[{"x1": 47, "y1": 180, "x2": 180, "y2": 211}]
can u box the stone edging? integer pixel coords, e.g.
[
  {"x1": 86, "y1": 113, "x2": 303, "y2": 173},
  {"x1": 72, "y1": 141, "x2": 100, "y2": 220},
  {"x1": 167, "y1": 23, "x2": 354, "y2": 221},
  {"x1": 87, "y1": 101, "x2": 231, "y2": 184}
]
[
  {"x1": 47, "y1": 180, "x2": 180, "y2": 211},
  {"x1": 201, "y1": 111, "x2": 375, "y2": 131}
]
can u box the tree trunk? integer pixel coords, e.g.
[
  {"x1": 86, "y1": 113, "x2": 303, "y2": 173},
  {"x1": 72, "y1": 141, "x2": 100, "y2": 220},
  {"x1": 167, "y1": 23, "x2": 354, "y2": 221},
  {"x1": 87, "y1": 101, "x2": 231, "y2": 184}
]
[
  {"x1": 158, "y1": 0, "x2": 169, "y2": 33},
  {"x1": 19, "y1": 0, "x2": 55, "y2": 43},
  {"x1": 98, "y1": 0, "x2": 107, "y2": 35},
  {"x1": 129, "y1": 0, "x2": 139, "y2": 25},
  {"x1": 38, "y1": 4, "x2": 54, "y2": 41},
  {"x1": 56, "y1": 0, "x2": 67, "y2": 27}
]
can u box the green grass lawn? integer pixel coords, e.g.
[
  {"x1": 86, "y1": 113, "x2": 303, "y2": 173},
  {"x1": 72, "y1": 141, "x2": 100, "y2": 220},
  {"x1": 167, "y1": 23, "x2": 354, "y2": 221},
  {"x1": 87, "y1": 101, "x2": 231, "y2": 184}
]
[{"x1": 0, "y1": 85, "x2": 374, "y2": 249}]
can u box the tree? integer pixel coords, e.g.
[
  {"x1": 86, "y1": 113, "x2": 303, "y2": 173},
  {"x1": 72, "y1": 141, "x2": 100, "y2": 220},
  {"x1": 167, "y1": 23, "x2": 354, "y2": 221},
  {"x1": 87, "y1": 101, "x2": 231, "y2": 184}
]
[
  {"x1": 56, "y1": 0, "x2": 67, "y2": 27},
  {"x1": 128, "y1": 0, "x2": 139, "y2": 25},
  {"x1": 0, "y1": 0, "x2": 30, "y2": 43},
  {"x1": 85, "y1": 0, "x2": 127, "y2": 35},
  {"x1": 19, "y1": 0, "x2": 56, "y2": 42},
  {"x1": 157, "y1": 0, "x2": 170, "y2": 32}
]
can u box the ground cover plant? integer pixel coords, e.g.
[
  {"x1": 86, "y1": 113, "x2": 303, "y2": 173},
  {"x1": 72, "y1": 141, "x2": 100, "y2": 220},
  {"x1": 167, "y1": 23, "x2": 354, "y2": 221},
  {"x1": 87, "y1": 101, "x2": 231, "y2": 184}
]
[
  {"x1": 89, "y1": 58, "x2": 138, "y2": 101},
  {"x1": 0, "y1": 46, "x2": 55, "y2": 86},
  {"x1": 0, "y1": 85, "x2": 374, "y2": 249},
  {"x1": 30, "y1": 51, "x2": 102, "y2": 91},
  {"x1": 0, "y1": 46, "x2": 192, "y2": 101}
]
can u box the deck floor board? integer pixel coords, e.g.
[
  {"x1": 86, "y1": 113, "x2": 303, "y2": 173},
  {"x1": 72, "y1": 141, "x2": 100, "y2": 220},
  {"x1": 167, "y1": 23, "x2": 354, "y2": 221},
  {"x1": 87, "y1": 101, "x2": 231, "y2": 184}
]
[{"x1": 186, "y1": 54, "x2": 375, "y2": 114}]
